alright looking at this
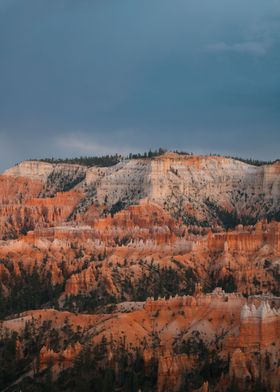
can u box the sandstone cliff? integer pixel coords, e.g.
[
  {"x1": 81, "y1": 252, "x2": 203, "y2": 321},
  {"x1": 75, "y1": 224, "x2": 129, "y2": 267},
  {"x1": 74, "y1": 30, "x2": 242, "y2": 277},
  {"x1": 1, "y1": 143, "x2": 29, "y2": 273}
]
[
  {"x1": 1, "y1": 152, "x2": 280, "y2": 391},
  {"x1": 2, "y1": 291, "x2": 280, "y2": 391},
  {"x1": 2, "y1": 153, "x2": 280, "y2": 238}
]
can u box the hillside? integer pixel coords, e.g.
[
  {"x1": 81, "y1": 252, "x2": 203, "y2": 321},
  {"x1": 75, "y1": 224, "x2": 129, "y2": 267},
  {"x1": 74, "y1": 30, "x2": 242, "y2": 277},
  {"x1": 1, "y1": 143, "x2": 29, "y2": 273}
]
[
  {"x1": 0, "y1": 152, "x2": 280, "y2": 391},
  {"x1": 1, "y1": 152, "x2": 280, "y2": 237}
]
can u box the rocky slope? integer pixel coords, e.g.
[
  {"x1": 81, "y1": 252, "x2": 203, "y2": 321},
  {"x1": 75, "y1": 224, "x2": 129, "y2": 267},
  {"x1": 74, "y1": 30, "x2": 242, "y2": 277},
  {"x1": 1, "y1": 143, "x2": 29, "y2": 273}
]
[
  {"x1": 2, "y1": 290, "x2": 280, "y2": 392},
  {"x1": 1, "y1": 153, "x2": 280, "y2": 238},
  {"x1": 0, "y1": 152, "x2": 280, "y2": 391},
  {"x1": 69, "y1": 153, "x2": 280, "y2": 225}
]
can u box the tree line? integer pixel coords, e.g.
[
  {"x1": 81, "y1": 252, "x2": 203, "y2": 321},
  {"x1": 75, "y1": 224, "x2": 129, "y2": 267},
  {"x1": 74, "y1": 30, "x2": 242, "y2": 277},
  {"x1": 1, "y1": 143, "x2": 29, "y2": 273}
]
[{"x1": 30, "y1": 149, "x2": 279, "y2": 168}]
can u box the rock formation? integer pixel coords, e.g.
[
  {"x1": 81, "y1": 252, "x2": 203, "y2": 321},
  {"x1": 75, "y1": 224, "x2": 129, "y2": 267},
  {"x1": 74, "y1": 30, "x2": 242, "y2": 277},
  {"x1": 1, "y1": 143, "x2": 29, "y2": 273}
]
[{"x1": 0, "y1": 152, "x2": 280, "y2": 391}]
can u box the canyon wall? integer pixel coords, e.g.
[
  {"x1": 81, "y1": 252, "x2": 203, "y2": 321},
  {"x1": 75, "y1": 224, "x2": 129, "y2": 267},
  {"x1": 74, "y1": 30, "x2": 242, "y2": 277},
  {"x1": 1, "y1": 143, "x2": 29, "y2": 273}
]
[{"x1": 1, "y1": 153, "x2": 280, "y2": 391}]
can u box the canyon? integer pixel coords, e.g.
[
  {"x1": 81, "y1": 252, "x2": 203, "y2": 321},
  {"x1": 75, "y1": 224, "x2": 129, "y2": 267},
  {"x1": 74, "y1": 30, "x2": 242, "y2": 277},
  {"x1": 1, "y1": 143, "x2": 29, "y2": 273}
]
[{"x1": 0, "y1": 152, "x2": 280, "y2": 391}]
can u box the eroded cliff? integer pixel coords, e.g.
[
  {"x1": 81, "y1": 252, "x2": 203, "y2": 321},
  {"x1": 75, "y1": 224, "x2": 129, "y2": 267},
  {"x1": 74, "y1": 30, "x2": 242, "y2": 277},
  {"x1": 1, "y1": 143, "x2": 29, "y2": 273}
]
[{"x1": 0, "y1": 152, "x2": 280, "y2": 391}]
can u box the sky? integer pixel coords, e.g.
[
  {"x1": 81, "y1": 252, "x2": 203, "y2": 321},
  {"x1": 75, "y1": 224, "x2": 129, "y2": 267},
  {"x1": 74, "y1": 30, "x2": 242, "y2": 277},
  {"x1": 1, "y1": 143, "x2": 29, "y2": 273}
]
[{"x1": 0, "y1": 0, "x2": 280, "y2": 171}]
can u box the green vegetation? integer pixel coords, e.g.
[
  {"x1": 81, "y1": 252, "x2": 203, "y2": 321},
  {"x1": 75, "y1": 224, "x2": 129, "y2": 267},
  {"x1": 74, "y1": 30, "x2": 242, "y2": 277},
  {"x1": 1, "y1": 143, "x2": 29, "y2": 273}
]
[
  {"x1": 229, "y1": 157, "x2": 279, "y2": 166},
  {"x1": 63, "y1": 264, "x2": 199, "y2": 313},
  {"x1": 182, "y1": 214, "x2": 210, "y2": 228},
  {"x1": 0, "y1": 331, "x2": 26, "y2": 390},
  {"x1": 64, "y1": 289, "x2": 117, "y2": 313},
  {"x1": 213, "y1": 153, "x2": 279, "y2": 167},
  {"x1": 107, "y1": 200, "x2": 127, "y2": 216},
  {"x1": 43, "y1": 170, "x2": 86, "y2": 195},
  {"x1": 205, "y1": 199, "x2": 257, "y2": 229},
  {"x1": 35, "y1": 154, "x2": 121, "y2": 167},
  {"x1": 53, "y1": 340, "x2": 158, "y2": 392},
  {"x1": 217, "y1": 274, "x2": 237, "y2": 293},
  {"x1": 4, "y1": 334, "x2": 158, "y2": 392},
  {"x1": 0, "y1": 260, "x2": 64, "y2": 318},
  {"x1": 33, "y1": 148, "x2": 168, "y2": 167},
  {"x1": 33, "y1": 149, "x2": 279, "y2": 168},
  {"x1": 131, "y1": 265, "x2": 198, "y2": 300},
  {"x1": 128, "y1": 147, "x2": 167, "y2": 159},
  {"x1": 267, "y1": 209, "x2": 280, "y2": 222},
  {"x1": 203, "y1": 270, "x2": 238, "y2": 294},
  {"x1": 174, "y1": 331, "x2": 229, "y2": 391},
  {"x1": 0, "y1": 316, "x2": 85, "y2": 391}
]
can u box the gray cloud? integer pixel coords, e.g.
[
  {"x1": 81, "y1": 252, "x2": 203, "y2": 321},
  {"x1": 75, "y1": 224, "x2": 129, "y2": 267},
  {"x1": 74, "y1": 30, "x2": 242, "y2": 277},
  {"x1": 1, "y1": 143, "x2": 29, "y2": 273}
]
[
  {"x1": 0, "y1": 0, "x2": 279, "y2": 171},
  {"x1": 207, "y1": 41, "x2": 269, "y2": 56}
]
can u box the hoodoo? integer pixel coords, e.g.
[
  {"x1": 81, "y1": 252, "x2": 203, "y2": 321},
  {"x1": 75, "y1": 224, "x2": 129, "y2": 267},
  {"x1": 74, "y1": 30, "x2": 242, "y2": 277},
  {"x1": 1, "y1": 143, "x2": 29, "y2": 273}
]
[{"x1": 0, "y1": 152, "x2": 280, "y2": 391}]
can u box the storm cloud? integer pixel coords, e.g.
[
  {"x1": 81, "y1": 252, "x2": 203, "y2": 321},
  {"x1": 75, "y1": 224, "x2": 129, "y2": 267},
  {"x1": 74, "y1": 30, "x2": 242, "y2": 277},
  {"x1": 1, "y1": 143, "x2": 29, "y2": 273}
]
[{"x1": 0, "y1": 0, "x2": 280, "y2": 170}]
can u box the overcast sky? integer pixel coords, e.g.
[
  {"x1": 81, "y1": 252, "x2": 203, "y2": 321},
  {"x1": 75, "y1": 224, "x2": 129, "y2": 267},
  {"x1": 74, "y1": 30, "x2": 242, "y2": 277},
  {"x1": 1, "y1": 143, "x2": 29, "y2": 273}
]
[{"x1": 0, "y1": 0, "x2": 280, "y2": 171}]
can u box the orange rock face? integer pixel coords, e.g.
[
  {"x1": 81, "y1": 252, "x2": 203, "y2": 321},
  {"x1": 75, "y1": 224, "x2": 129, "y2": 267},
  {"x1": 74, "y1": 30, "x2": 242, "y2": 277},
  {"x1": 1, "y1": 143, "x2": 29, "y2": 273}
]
[
  {"x1": 0, "y1": 172, "x2": 84, "y2": 239},
  {"x1": 208, "y1": 221, "x2": 280, "y2": 253},
  {"x1": 2, "y1": 291, "x2": 280, "y2": 391},
  {"x1": 1, "y1": 154, "x2": 280, "y2": 391}
]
